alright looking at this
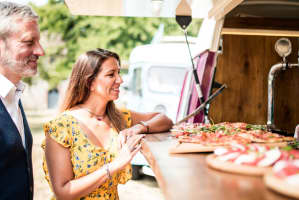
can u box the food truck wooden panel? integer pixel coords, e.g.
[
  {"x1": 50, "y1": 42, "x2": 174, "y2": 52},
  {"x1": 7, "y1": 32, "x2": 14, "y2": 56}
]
[{"x1": 209, "y1": 31, "x2": 299, "y2": 134}]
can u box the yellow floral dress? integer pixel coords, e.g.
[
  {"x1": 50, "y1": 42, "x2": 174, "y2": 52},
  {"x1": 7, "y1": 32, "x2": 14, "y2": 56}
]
[{"x1": 41, "y1": 109, "x2": 132, "y2": 200}]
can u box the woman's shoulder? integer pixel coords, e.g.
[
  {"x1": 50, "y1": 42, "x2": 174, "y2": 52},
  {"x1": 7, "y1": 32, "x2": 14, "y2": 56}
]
[
  {"x1": 44, "y1": 111, "x2": 76, "y2": 127},
  {"x1": 43, "y1": 112, "x2": 76, "y2": 147}
]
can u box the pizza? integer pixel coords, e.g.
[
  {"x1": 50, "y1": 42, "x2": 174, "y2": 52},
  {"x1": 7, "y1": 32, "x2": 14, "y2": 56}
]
[
  {"x1": 237, "y1": 129, "x2": 294, "y2": 144},
  {"x1": 171, "y1": 122, "x2": 260, "y2": 137},
  {"x1": 177, "y1": 132, "x2": 251, "y2": 146},
  {"x1": 264, "y1": 159, "x2": 299, "y2": 199},
  {"x1": 206, "y1": 143, "x2": 299, "y2": 176},
  {"x1": 169, "y1": 122, "x2": 294, "y2": 153}
]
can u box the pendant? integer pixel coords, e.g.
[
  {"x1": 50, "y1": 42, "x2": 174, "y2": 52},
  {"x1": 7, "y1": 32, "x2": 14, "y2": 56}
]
[{"x1": 96, "y1": 116, "x2": 104, "y2": 121}]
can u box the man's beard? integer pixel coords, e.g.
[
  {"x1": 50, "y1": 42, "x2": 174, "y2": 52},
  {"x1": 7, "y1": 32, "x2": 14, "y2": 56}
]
[{"x1": 0, "y1": 52, "x2": 38, "y2": 77}]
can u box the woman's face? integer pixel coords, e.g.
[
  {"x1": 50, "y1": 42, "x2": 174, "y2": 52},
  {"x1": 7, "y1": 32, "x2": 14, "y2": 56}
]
[{"x1": 90, "y1": 57, "x2": 123, "y2": 102}]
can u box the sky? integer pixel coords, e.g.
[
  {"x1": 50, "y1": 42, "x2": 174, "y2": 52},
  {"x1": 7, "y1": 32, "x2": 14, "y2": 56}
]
[{"x1": 0, "y1": 0, "x2": 48, "y2": 6}]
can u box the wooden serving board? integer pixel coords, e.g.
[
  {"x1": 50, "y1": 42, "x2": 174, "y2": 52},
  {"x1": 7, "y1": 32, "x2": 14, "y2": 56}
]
[
  {"x1": 206, "y1": 154, "x2": 271, "y2": 176},
  {"x1": 168, "y1": 142, "x2": 218, "y2": 154},
  {"x1": 264, "y1": 172, "x2": 299, "y2": 199}
]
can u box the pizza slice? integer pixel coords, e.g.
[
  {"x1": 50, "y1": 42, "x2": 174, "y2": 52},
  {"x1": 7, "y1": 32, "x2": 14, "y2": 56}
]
[
  {"x1": 170, "y1": 122, "x2": 208, "y2": 137},
  {"x1": 178, "y1": 133, "x2": 251, "y2": 146},
  {"x1": 171, "y1": 122, "x2": 246, "y2": 138},
  {"x1": 238, "y1": 129, "x2": 295, "y2": 144},
  {"x1": 170, "y1": 122, "x2": 295, "y2": 153},
  {"x1": 206, "y1": 144, "x2": 299, "y2": 176},
  {"x1": 264, "y1": 159, "x2": 299, "y2": 199}
]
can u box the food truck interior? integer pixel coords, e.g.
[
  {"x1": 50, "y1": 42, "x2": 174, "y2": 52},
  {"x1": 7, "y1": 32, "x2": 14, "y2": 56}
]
[{"x1": 207, "y1": 0, "x2": 299, "y2": 135}]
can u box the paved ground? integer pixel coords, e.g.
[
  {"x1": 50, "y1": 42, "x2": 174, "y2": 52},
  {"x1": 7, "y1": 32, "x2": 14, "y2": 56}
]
[{"x1": 29, "y1": 111, "x2": 164, "y2": 200}]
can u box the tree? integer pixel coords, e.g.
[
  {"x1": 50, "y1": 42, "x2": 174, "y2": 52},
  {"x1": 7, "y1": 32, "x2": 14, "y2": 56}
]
[{"x1": 30, "y1": 0, "x2": 202, "y2": 89}]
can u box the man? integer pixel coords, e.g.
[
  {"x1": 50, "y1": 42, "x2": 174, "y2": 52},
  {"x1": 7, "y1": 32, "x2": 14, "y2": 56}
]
[{"x1": 0, "y1": 2, "x2": 44, "y2": 199}]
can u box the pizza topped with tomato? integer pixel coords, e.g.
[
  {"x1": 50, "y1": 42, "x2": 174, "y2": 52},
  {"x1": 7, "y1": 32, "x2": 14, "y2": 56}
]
[
  {"x1": 272, "y1": 159, "x2": 299, "y2": 182},
  {"x1": 206, "y1": 143, "x2": 299, "y2": 176},
  {"x1": 171, "y1": 122, "x2": 294, "y2": 147},
  {"x1": 264, "y1": 155, "x2": 299, "y2": 199},
  {"x1": 213, "y1": 144, "x2": 299, "y2": 166}
]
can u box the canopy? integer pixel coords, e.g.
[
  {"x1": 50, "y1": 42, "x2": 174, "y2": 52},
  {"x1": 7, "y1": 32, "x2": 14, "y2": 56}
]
[{"x1": 64, "y1": 0, "x2": 215, "y2": 18}]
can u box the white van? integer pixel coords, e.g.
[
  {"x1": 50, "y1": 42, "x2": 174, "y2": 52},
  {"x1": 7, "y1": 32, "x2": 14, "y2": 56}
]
[
  {"x1": 122, "y1": 37, "x2": 197, "y2": 179},
  {"x1": 124, "y1": 38, "x2": 197, "y2": 122}
]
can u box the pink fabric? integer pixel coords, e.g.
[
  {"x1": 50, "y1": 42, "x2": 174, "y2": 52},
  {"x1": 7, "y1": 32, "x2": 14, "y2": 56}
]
[
  {"x1": 176, "y1": 71, "x2": 189, "y2": 122},
  {"x1": 187, "y1": 50, "x2": 216, "y2": 123},
  {"x1": 295, "y1": 125, "x2": 299, "y2": 141}
]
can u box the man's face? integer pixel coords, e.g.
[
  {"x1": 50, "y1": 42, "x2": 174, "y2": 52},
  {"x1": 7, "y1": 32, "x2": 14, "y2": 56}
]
[{"x1": 0, "y1": 19, "x2": 45, "y2": 78}]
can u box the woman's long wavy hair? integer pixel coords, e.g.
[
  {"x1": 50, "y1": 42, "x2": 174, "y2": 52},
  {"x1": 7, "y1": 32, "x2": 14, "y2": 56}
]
[{"x1": 60, "y1": 48, "x2": 127, "y2": 132}]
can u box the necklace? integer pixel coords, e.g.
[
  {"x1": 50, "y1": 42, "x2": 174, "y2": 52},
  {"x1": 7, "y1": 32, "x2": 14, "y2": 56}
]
[{"x1": 79, "y1": 106, "x2": 106, "y2": 121}]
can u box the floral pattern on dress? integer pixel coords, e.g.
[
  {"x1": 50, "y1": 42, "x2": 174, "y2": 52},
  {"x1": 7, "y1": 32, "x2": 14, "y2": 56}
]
[{"x1": 41, "y1": 109, "x2": 133, "y2": 200}]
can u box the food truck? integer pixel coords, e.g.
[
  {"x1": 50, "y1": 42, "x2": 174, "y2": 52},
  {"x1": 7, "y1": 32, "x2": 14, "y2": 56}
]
[
  {"x1": 125, "y1": 38, "x2": 197, "y2": 122},
  {"x1": 65, "y1": 0, "x2": 299, "y2": 199},
  {"x1": 190, "y1": 0, "x2": 299, "y2": 135}
]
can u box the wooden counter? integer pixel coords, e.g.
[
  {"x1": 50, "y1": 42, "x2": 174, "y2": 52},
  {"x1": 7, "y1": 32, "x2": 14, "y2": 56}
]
[{"x1": 141, "y1": 133, "x2": 293, "y2": 200}]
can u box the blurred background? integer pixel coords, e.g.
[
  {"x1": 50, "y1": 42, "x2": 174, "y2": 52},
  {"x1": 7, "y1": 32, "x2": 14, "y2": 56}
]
[{"x1": 16, "y1": 0, "x2": 201, "y2": 112}]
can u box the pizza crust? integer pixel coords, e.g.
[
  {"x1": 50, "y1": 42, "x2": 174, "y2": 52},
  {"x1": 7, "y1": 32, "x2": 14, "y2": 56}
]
[
  {"x1": 168, "y1": 142, "x2": 218, "y2": 154},
  {"x1": 264, "y1": 172, "x2": 299, "y2": 199},
  {"x1": 169, "y1": 141, "x2": 288, "y2": 154},
  {"x1": 254, "y1": 142, "x2": 288, "y2": 147},
  {"x1": 206, "y1": 154, "x2": 271, "y2": 176}
]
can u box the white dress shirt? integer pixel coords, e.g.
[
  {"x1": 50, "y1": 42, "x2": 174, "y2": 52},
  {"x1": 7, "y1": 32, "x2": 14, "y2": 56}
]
[{"x1": 0, "y1": 74, "x2": 26, "y2": 149}]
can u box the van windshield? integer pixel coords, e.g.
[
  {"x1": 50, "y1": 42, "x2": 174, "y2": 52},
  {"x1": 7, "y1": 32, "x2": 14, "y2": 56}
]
[{"x1": 147, "y1": 66, "x2": 187, "y2": 94}]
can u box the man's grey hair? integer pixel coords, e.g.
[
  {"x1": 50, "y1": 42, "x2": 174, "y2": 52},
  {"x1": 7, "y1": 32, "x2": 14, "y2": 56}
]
[{"x1": 0, "y1": 1, "x2": 39, "y2": 39}]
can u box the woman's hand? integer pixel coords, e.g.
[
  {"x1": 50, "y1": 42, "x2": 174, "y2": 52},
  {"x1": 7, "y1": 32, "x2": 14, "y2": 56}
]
[
  {"x1": 118, "y1": 125, "x2": 145, "y2": 144},
  {"x1": 112, "y1": 134, "x2": 145, "y2": 171}
]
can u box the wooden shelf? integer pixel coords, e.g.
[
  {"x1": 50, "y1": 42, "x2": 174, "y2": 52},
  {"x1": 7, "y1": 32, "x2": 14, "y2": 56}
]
[{"x1": 221, "y1": 28, "x2": 299, "y2": 37}]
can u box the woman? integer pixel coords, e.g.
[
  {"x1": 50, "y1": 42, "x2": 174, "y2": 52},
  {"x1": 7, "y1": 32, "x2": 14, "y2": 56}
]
[{"x1": 42, "y1": 48, "x2": 173, "y2": 200}]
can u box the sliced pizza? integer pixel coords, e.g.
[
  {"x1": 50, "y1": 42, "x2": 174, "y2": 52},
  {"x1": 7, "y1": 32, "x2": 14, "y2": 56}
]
[
  {"x1": 238, "y1": 129, "x2": 295, "y2": 144},
  {"x1": 178, "y1": 133, "x2": 251, "y2": 146},
  {"x1": 170, "y1": 122, "x2": 295, "y2": 153},
  {"x1": 264, "y1": 159, "x2": 299, "y2": 199},
  {"x1": 206, "y1": 144, "x2": 299, "y2": 176}
]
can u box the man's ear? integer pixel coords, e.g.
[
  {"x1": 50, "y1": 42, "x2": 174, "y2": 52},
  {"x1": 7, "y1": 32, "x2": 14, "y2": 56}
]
[
  {"x1": 0, "y1": 39, "x2": 3, "y2": 57},
  {"x1": 0, "y1": 38, "x2": 6, "y2": 57}
]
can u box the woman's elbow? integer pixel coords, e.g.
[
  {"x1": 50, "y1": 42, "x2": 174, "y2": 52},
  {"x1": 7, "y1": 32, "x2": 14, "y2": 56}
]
[
  {"x1": 52, "y1": 184, "x2": 74, "y2": 200},
  {"x1": 54, "y1": 192, "x2": 74, "y2": 200}
]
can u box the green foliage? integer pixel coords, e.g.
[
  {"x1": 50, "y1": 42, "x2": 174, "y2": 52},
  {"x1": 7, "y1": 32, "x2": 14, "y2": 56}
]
[{"x1": 29, "y1": 1, "x2": 202, "y2": 89}]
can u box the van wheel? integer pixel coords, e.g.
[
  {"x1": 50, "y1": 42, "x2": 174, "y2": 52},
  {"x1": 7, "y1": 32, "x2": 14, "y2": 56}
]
[{"x1": 131, "y1": 165, "x2": 142, "y2": 180}]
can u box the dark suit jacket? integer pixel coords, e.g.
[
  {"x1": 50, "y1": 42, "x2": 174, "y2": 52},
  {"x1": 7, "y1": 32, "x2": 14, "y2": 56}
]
[{"x1": 0, "y1": 99, "x2": 33, "y2": 200}]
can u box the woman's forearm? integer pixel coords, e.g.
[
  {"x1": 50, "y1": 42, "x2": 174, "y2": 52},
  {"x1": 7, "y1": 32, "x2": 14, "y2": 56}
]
[
  {"x1": 53, "y1": 163, "x2": 121, "y2": 200},
  {"x1": 145, "y1": 113, "x2": 173, "y2": 133}
]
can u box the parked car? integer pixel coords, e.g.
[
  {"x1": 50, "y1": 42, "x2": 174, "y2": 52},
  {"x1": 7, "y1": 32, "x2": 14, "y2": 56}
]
[{"x1": 123, "y1": 37, "x2": 197, "y2": 179}]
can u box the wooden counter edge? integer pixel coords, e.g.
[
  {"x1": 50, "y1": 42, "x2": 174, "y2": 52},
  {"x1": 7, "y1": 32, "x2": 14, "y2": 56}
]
[{"x1": 140, "y1": 133, "x2": 170, "y2": 199}]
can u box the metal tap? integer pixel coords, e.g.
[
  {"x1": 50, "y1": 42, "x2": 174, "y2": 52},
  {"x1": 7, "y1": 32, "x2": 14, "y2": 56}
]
[{"x1": 267, "y1": 38, "x2": 299, "y2": 130}]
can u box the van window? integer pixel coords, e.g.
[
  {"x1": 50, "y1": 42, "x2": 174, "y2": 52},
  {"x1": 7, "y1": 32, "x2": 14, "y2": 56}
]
[
  {"x1": 131, "y1": 67, "x2": 142, "y2": 96},
  {"x1": 147, "y1": 66, "x2": 187, "y2": 94}
]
